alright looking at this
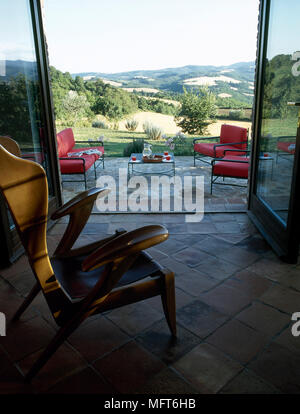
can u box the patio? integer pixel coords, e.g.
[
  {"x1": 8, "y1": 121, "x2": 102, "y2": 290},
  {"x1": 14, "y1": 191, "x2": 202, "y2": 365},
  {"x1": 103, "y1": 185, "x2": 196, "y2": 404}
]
[
  {"x1": 62, "y1": 155, "x2": 248, "y2": 212},
  {"x1": 0, "y1": 210, "x2": 300, "y2": 394}
]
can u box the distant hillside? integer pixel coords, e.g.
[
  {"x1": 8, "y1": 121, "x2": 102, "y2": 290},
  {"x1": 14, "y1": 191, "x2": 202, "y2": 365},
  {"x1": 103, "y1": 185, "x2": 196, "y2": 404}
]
[
  {"x1": 72, "y1": 62, "x2": 255, "y2": 105},
  {"x1": 0, "y1": 60, "x2": 38, "y2": 80}
]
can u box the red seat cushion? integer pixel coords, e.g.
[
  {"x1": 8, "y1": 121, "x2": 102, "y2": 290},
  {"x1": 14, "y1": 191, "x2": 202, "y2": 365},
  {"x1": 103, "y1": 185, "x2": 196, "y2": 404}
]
[
  {"x1": 213, "y1": 155, "x2": 249, "y2": 178},
  {"x1": 194, "y1": 142, "x2": 247, "y2": 158},
  {"x1": 220, "y1": 124, "x2": 248, "y2": 149},
  {"x1": 277, "y1": 141, "x2": 295, "y2": 154},
  {"x1": 59, "y1": 155, "x2": 95, "y2": 174},
  {"x1": 57, "y1": 128, "x2": 75, "y2": 157},
  {"x1": 194, "y1": 142, "x2": 217, "y2": 157}
]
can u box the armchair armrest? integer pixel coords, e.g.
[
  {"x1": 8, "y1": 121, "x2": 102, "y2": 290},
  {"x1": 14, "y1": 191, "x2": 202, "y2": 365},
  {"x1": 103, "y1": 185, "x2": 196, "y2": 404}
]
[
  {"x1": 52, "y1": 187, "x2": 108, "y2": 219},
  {"x1": 73, "y1": 225, "x2": 169, "y2": 318},
  {"x1": 213, "y1": 141, "x2": 246, "y2": 149},
  {"x1": 276, "y1": 135, "x2": 295, "y2": 142},
  {"x1": 223, "y1": 149, "x2": 250, "y2": 156},
  {"x1": 211, "y1": 156, "x2": 249, "y2": 167},
  {"x1": 51, "y1": 187, "x2": 110, "y2": 256},
  {"x1": 59, "y1": 156, "x2": 86, "y2": 168},
  {"x1": 82, "y1": 225, "x2": 168, "y2": 271},
  {"x1": 213, "y1": 141, "x2": 247, "y2": 157},
  {"x1": 76, "y1": 139, "x2": 104, "y2": 146},
  {"x1": 212, "y1": 158, "x2": 249, "y2": 165},
  {"x1": 193, "y1": 136, "x2": 219, "y2": 144}
]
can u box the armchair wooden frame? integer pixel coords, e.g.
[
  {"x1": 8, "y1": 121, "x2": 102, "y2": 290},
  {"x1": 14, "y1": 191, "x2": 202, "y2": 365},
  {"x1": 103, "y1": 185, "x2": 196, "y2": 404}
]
[{"x1": 0, "y1": 139, "x2": 176, "y2": 383}]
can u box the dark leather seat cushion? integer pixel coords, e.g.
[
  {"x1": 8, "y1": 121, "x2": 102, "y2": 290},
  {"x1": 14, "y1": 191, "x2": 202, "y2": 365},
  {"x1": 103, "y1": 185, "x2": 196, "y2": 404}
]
[{"x1": 51, "y1": 251, "x2": 161, "y2": 300}]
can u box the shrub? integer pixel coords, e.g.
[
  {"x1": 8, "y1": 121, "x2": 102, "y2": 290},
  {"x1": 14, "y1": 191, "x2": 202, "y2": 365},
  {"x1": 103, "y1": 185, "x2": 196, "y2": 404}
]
[
  {"x1": 164, "y1": 131, "x2": 192, "y2": 156},
  {"x1": 175, "y1": 87, "x2": 216, "y2": 135},
  {"x1": 143, "y1": 122, "x2": 163, "y2": 140},
  {"x1": 229, "y1": 109, "x2": 245, "y2": 120},
  {"x1": 125, "y1": 118, "x2": 139, "y2": 131},
  {"x1": 123, "y1": 139, "x2": 145, "y2": 157},
  {"x1": 92, "y1": 120, "x2": 109, "y2": 129}
]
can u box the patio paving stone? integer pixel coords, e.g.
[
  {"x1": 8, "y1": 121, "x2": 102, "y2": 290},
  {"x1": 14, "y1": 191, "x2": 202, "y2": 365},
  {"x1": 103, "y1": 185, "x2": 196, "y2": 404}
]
[
  {"x1": 136, "y1": 319, "x2": 202, "y2": 364},
  {"x1": 235, "y1": 302, "x2": 290, "y2": 337},
  {"x1": 248, "y1": 343, "x2": 300, "y2": 394},
  {"x1": 176, "y1": 299, "x2": 229, "y2": 338},
  {"x1": 67, "y1": 316, "x2": 130, "y2": 362},
  {"x1": 173, "y1": 343, "x2": 243, "y2": 394},
  {"x1": 206, "y1": 319, "x2": 270, "y2": 364},
  {"x1": 219, "y1": 369, "x2": 281, "y2": 394},
  {"x1": 46, "y1": 367, "x2": 116, "y2": 394},
  {"x1": 195, "y1": 257, "x2": 243, "y2": 280},
  {"x1": 133, "y1": 367, "x2": 199, "y2": 394},
  {"x1": 92, "y1": 341, "x2": 165, "y2": 394}
]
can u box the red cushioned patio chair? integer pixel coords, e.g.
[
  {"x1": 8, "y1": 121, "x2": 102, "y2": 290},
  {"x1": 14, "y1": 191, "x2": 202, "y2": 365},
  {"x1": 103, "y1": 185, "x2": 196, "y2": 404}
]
[
  {"x1": 193, "y1": 124, "x2": 248, "y2": 166},
  {"x1": 210, "y1": 149, "x2": 250, "y2": 194},
  {"x1": 276, "y1": 136, "x2": 296, "y2": 163},
  {"x1": 57, "y1": 128, "x2": 105, "y2": 190}
]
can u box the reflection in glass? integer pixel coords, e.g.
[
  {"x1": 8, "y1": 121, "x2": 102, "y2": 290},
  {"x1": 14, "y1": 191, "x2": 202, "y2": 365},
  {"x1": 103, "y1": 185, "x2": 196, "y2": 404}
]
[
  {"x1": 256, "y1": 0, "x2": 300, "y2": 225},
  {"x1": 0, "y1": 0, "x2": 53, "y2": 197}
]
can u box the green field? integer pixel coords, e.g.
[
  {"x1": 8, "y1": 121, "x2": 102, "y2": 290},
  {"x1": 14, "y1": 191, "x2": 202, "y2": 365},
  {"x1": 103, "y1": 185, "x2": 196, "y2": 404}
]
[
  {"x1": 61, "y1": 114, "x2": 298, "y2": 158},
  {"x1": 71, "y1": 127, "x2": 195, "y2": 157}
]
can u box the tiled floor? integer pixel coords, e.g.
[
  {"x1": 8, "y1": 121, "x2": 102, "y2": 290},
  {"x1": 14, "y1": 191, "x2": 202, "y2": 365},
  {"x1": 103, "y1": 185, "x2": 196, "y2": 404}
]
[{"x1": 0, "y1": 212, "x2": 300, "y2": 394}]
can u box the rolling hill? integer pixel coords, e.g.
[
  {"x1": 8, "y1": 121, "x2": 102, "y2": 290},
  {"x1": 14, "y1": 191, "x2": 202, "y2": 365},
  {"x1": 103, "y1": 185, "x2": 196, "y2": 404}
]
[{"x1": 72, "y1": 61, "x2": 255, "y2": 104}]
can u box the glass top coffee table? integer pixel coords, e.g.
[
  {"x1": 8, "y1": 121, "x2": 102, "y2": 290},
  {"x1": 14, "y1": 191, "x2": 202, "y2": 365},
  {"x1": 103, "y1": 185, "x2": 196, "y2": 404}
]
[{"x1": 128, "y1": 153, "x2": 175, "y2": 178}]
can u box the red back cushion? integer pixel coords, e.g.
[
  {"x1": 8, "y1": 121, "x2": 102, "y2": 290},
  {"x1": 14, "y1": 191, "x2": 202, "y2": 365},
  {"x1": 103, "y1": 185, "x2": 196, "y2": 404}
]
[
  {"x1": 56, "y1": 128, "x2": 75, "y2": 157},
  {"x1": 220, "y1": 124, "x2": 248, "y2": 149}
]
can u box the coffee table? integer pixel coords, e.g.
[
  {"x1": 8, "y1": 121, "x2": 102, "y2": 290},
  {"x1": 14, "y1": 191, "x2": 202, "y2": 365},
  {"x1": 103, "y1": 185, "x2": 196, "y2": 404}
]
[{"x1": 128, "y1": 153, "x2": 175, "y2": 179}]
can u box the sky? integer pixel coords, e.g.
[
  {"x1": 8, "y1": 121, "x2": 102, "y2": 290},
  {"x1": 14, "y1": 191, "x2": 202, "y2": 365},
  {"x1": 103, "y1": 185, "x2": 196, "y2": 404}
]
[{"x1": 42, "y1": 0, "x2": 261, "y2": 74}]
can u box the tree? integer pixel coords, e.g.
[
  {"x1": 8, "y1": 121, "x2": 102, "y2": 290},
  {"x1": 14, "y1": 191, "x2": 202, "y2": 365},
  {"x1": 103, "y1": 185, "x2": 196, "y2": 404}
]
[
  {"x1": 61, "y1": 91, "x2": 92, "y2": 126},
  {"x1": 93, "y1": 87, "x2": 138, "y2": 121},
  {"x1": 175, "y1": 87, "x2": 216, "y2": 135}
]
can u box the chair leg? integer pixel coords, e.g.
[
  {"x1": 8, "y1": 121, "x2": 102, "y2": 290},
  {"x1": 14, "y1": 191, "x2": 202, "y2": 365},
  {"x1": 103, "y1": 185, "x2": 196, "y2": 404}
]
[
  {"x1": 94, "y1": 162, "x2": 97, "y2": 180},
  {"x1": 12, "y1": 283, "x2": 41, "y2": 322},
  {"x1": 84, "y1": 171, "x2": 87, "y2": 190},
  {"x1": 161, "y1": 270, "x2": 176, "y2": 337}
]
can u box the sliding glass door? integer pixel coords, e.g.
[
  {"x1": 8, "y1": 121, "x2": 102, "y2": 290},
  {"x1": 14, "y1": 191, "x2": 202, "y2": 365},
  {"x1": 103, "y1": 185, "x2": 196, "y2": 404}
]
[
  {"x1": 249, "y1": 0, "x2": 300, "y2": 263},
  {"x1": 0, "y1": 0, "x2": 61, "y2": 265}
]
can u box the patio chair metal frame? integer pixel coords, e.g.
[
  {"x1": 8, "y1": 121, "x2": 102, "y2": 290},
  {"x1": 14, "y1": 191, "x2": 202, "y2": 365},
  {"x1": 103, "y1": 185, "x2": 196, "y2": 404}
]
[
  {"x1": 210, "y1": 149, "x2": 250, "y2": 194},
  {"x1": 193, "y1": 124, "x2": 249, "y2": 167}
]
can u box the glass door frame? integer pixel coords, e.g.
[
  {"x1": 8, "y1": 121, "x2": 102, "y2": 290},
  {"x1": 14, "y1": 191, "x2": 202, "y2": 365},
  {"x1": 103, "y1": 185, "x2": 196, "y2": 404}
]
[
  {"x1": 0, "y1": 0, "x2": 62, "y2": 266},
  {"x1": 31, "y1": 0, "x2": 62, "y2": 211},
  {"x1": 248, "y1": 0, "x2": 300, "y2": 263}
]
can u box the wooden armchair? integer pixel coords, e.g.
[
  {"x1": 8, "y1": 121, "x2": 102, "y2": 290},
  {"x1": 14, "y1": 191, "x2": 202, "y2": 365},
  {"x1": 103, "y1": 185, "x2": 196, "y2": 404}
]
[{"x1": 0, "y1": 139, "x2": 176, "y2": 382}]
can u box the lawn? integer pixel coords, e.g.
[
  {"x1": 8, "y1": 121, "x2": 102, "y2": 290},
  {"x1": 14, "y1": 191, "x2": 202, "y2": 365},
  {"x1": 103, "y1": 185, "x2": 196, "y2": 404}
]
[
  {"x1": 61, "y1": 115, "x2": 296, "y2": 158},
  {"x1": 71, "y1": 126, "x2": 195, "y2": 157}
]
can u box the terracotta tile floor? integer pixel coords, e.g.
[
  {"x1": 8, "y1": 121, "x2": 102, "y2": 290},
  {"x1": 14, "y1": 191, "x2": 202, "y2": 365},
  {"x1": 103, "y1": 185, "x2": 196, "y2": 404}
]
[{"x1": 0, "y1": 212, "x2": 300, "y2": 394}]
